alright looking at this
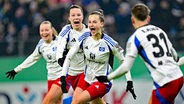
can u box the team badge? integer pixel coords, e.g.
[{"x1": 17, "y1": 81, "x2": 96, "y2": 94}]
[{"x1": 99, "y1": 47, "x2": 105, "y2": 52}]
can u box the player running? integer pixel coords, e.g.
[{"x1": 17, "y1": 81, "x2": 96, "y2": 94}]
[
  {"x1": 96, "y1": 3, "x2": 184, "y2": 104},
  {"x1": 6, "y1": 21, "x2": 64, "y2": 104},
  {"x1": 56, "y1": 5, "x2": 89, "y2": 92},
  {"x1": 60, "y1": 9, "x2": 136, "y2": 104}
]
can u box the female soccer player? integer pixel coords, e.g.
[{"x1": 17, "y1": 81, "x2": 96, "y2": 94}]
[
  {"x1": 6, "y1": 21, "x2": 64, "y2": 104},
  {"x1": 60, "y1": 9, "x2": 136, "y2": 104},
  {"x1": 56, "y1": 4, "x2": 89, "y2": 92},
  {"x1": 96, "y1": 3, "x2": 184, "y2": 104},
  {"x1": 57, "y1": 5, "x2": 105, "y2": 103}
]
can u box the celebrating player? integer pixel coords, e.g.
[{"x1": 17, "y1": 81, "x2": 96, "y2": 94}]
[
  {"x1": 60, "y1": 9, "x2": 136, "y2": 104},
  {"x1": 56, "y1": 4, "x2": 89, "y2": 92},
  {"x1": 96, "y1": 3, "x2": 184, "y2": 104},
  {"x1": 6, "y1": 21, "x2": 64, "y2": 104}
]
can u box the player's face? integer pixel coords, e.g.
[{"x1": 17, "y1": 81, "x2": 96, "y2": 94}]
[
  {"x1": 39, "y1": 24, "x2": 53, "y2": 43},
  {"x1": 68, "y1": 8, "x2": 83, "y2": 31},
  {"x1": 88, "y1": 14, "x2": 104, "y2": 36}
]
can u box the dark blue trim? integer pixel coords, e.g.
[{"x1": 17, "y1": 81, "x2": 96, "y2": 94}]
[
  {"x1": 134, "y1": 36, "x2": 156, "y2": 69},
  {"x1": 59, "y1": 25, "x2": 71, "y2": 37},
  {"x1": 155, "y1": 88, "x2": 173, "y2": 104}
]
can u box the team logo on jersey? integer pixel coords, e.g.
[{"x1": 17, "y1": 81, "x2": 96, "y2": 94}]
[
  {"x1": 47, "y1": 54, "x2": 52, "y2": 60},
  {"x1": 52, "y1": 47, "x2": 57, "y2": 51},
  {"x1": 84, "y1": 46, "x2": 88, "y2": 49},
  {"x1": 71, "y1": 38, "x2": 76, "y2": 42},
  {"x1": 99, "y1": 47, "x2": 105, "y2": 52},
  {"x1": 90, "y1": 52, "x2": 95, "y2": 59}
]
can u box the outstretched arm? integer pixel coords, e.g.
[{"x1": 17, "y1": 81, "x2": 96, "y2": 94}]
[
  {"x1": 108, "y1": 56, "x2": 135, "y2": 80},
  {"x1": 6, "y1": 47, "x2": 41, "y2": 79}
]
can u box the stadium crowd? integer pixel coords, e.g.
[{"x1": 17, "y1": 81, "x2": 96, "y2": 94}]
[{"x1": 0, "y1": 0, "x2": 184, "y2": 56}]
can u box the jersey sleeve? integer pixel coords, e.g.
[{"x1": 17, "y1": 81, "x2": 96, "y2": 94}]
[
  {"x1": 14, "y1": 44, "x2": 42, "y2": 73},
  {"x1": 56, "y1": 25, "x2": 71, "y2": 60},
  {"x1": 125, "y1": 35, "x2": 139, "y2": 58},
  {"x1": 112, "y1": 44, "x2": 124, "y2": 62},
  {"x1": 111, "y1": 43, "x2": 132, "y2": 81},
  {"x1": 108, "y1": 55, "x2": 135, "y2": 80},
  {"x1": 107, "y1": 35, "x2": 138, "y2": 80}
]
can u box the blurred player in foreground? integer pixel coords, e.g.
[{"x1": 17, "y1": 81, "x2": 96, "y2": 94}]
[
  {"x1": 6, "y1": 21, "x2": 64, "y2": 104},
  {"x1": 60, "y1": 9, "x2": 136, "y2": 104},
  {"x1": 96, "y1": 3, "x2": 183, "y2": 104}
]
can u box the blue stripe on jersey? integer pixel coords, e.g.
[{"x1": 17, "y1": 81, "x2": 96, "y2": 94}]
[
  {"x1": 106, "y1": 82, "x2": 112, "y2": 93},
  {"x1": 105, "y1": 43, "x2": 114, "y2": 68},
  {"x1": 78, "y1": 32, "x2": 90, "y2": 48},
  {"x1": 106, "y1": 65, "x2": 110, "y2": 75},
  {"x1": 59, "y1": 25, "x2": 71, "y2": 37},
  {"x1": 105, "y1": 65, "x2": 112, "y2": 93},
  {"x1": 134, "y1": 36, "x2": 156, "y2": 69},
  {"x1": 153, "y1": 81, "x2": 160, "y2": 88},
  {"x1": 67, "y1": 31, "x2": 70, "y2": 43},
  {"x1": 78, "y1": 32, "x2": 90, "y2": 42},
  {"x1": 79, "y1": 40, "x2": 84, "y2": 49},
  {"x1": 103, "y1": 34, "x2": 116, "y2": 47},
  {"x1": 156, "y1": 90, "x2": 173, "y2": 104},
  {"x1": 37, "y1": 39, "x2": 44, "y2": 54},
  {"x1": 84, "y1": 65, "x2": 87, "y2": 76},
  {"x1": 154, "y1": 81, "x2": 174, "y2": 103}
]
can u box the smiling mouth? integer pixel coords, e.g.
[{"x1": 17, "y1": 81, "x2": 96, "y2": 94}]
[
  {"x1": 74, "y1": 21, "x2": 80, "y2": 24},
  {"x1": 42, "y1": 34, "x2": 48, "y2": 37},
  {"x1": 90, "y1": 28, "x2": 95, "y2": 31}
]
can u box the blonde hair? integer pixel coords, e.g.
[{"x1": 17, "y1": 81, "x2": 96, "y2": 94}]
[{"x1": 40, "y1": 21, "x2": 58, "y2": 37}]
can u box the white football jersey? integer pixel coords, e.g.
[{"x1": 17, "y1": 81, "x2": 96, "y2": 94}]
[
  {"x1": 14, "y1": 37, "x2": 62, "y2": 80},
  {"x1": 78, "y1": 32, "x2": 125, "y2": 84},
  {"x1": 57, "y1": 24, "x2": 89, "y2": 76},
  {"x1": 126, "y1": 24, "x2": 183, "y2": 87}
]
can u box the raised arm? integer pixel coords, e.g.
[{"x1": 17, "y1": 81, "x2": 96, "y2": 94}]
[{"x1": 6, "y1": 45, "x2": 42, "y2": 79}]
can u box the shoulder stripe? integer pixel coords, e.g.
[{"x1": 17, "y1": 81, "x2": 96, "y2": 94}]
[
  {"x1": 36, "y1": 39, "x2": 44, "y2": 47},
  {"x1": 59, "y1": 25, "x2": 71, "y2": 37},
  {"x1": 103, "y1": 34, "x2": 117, "y2": 46},
  {"x1": 36, "y1": 39, "x2": 44, "y2": 54},
  {"x1": 78, "y1": 32, "x2": 90, "y2": 42}
]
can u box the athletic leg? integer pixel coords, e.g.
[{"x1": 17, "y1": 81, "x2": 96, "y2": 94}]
[
  {"x1": 43, "y1": 78, "x2": 63, "y2": 104},
  {"x1": 148, "y1": 95, "x2": 152, "y2": 104},
  {"x1": 72, "y1": 88, "x2": 106, "y2": 104},
  {"x1": 42, "y1": 84, "x2": 63, "y2": 104},
  {"x1": 72, "y1": 87, "x2": 91, "y2": 104},
  {"x1": 91, "y1": 97, "x2": 106, "y2": 104}
]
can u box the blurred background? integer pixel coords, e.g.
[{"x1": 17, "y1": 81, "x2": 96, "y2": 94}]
[
  {"x1": 0, "y1": 0, "x2": 184, "y2": 56},
  {"x1": 0, "y1": 0, "x2": 184, "y2": 104}
]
